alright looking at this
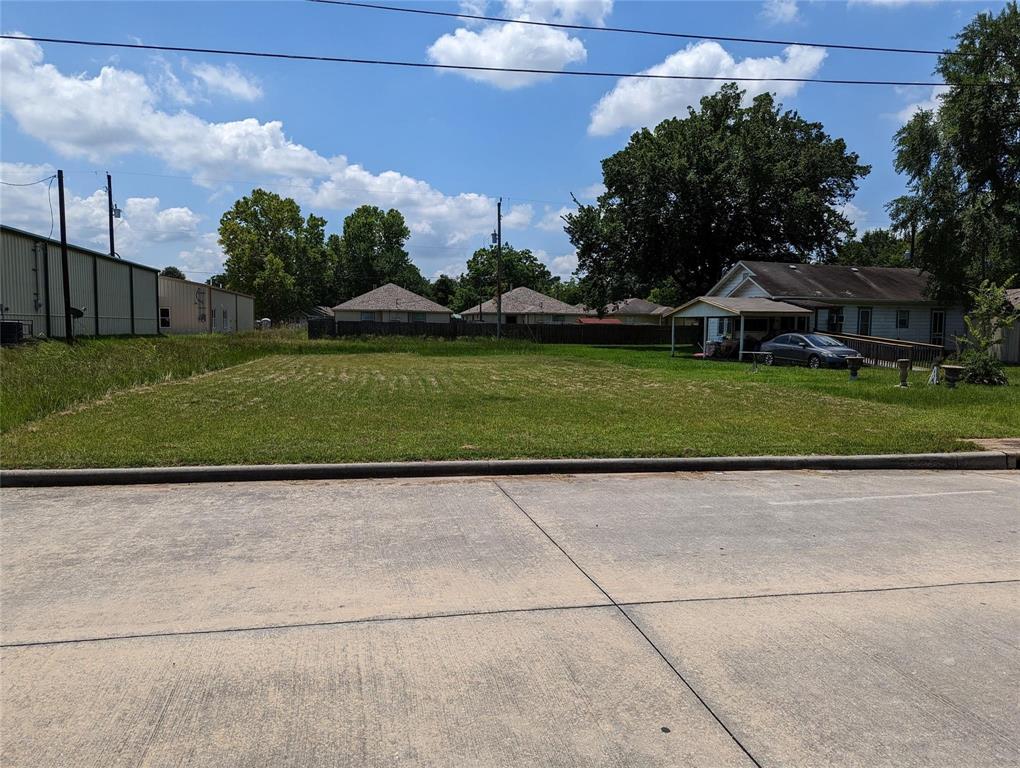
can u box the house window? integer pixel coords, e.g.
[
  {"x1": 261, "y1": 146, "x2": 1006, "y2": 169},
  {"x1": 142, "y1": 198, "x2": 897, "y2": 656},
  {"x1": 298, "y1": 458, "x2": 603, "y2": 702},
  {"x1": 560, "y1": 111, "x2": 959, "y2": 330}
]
[
  {"x1": 552, "y1": 315, "x2": 565, "y2": 324},
  {"x1": 826, "y1": 307, "x2": 844, "y2": 333},
  {"x1": 223, "y1": 309, "x2": 229, "y2": 331},
  {"x1": 159, "y1": 307, "x2": 171, "y2": 329},
  {"x1": 410, "y1": 312, "x2": 426, "y2": 322},
  {"x1": 896, "y1": 309, "x2": 910, "y2": 329},
  {"x1": 360, "y1": 311, "x2": 376, "y2": 321}
]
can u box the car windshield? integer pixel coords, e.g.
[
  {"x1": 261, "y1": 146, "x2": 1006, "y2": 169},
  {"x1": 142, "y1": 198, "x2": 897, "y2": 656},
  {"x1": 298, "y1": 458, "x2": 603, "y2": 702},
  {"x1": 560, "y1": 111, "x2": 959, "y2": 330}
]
[{"x1": 805, "y1": 334, "x2": 843, "y2": 347}]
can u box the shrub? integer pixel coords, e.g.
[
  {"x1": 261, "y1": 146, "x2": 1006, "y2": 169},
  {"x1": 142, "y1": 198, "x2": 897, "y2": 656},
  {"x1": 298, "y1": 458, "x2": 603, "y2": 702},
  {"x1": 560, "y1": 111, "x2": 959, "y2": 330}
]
[{"x1": 959, "y1": 349, "x2": 1009, "y2": 385}]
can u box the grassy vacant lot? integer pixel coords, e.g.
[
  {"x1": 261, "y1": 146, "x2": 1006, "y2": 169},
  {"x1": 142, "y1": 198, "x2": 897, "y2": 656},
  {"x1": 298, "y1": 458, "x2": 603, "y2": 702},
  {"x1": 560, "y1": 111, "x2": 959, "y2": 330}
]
[{"x1": 1, "y1": 334, "x2": 1017, "y2": 468}]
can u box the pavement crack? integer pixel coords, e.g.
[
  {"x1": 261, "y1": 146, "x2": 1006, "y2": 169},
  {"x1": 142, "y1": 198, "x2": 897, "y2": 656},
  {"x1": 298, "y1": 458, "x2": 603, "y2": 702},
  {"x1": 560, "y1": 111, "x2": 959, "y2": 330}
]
[{"x1": 492, "y1": 480, "x2": 765, "y2": 768}]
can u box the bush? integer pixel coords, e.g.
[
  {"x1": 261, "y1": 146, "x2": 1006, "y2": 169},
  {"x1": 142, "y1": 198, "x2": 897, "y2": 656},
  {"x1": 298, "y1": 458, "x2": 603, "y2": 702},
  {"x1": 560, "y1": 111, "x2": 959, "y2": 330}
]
[{"x1": 960, "y1": 350, "x2": 1009, "y2": 386}]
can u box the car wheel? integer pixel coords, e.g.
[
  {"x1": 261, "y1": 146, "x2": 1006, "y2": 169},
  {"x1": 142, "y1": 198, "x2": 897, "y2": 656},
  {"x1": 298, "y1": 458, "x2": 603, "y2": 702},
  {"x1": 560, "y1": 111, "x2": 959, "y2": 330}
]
[
  {"x1": 763, "y1": 352, "x2": 775, "y2": 366},
  {"x1": 807, "y1": 354, "x2": 821, "y2": 369}
]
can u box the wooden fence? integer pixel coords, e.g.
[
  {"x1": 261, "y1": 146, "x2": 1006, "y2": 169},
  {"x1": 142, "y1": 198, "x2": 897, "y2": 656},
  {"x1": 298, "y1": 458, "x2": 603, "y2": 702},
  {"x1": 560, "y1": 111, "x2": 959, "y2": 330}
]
[
  {"x1": 826, "y1": 332, "x2": 945, "y2": 369},
  {"x1": 311, "y1": 318, "x2": 699, "y2": 346}
]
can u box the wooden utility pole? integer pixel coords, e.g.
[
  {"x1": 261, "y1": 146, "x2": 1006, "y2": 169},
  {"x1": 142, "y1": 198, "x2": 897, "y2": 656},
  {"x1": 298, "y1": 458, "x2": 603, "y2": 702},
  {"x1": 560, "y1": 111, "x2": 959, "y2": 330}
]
[
  {"x1": 57, "y1": 170, "x2": 73, "y2": 342},
  {"x1": 106, "y1": 173, "x2": 116, "y2": 258},
  {"x1": 496, "y1": 198, "x2": 502, "y2": 339}
]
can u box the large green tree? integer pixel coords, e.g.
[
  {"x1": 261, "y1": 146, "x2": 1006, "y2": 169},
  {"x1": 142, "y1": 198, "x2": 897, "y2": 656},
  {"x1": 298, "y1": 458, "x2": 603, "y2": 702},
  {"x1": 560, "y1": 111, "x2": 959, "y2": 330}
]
[
  {"x1": 888, "y1": 2, "x2": 1019, "y2": 301},
  {"x1": 429, "y1": 274, "x2": 459, "y2": 308},
  {"x1": 565, "y1": 84, "x2": 870, "y2": 310},
  {"x1": 160, "y1": 266, "x2": 186, "y2": 280},
  {"x1": 826, "y1": 228, "x2": 910, "y2": 267},
  {"x1": 329, "y1": 205, "x2": 428, "y2": 301},
  {"x1": 450, "y1": 243, "x2": 558, "y2": 312},
  {"x1": 218, "y1": 189, "x2": 329, "y2": 318}
]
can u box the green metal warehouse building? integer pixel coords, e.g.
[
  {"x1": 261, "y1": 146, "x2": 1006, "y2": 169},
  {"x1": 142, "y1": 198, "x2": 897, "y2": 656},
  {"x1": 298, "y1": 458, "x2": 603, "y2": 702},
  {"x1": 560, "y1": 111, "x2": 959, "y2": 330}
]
[{"x1": 1, "y1": 225, "x2": 159, "y2": 338}]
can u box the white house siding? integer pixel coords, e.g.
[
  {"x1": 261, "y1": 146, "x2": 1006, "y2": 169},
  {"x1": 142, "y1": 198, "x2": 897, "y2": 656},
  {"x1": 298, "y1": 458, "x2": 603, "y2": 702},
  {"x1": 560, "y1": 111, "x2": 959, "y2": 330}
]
[
  {"x1": 817, "y1": 304, "x2": 965, "y2": 347},
  {"x1": 994, "y1": 325, "x2": 1020, "y2": 363},
  {"x1": 728, "y1": 278, "x2": 769, "y2": 298},
  {"x1": 335, "y1": 310, "x2": 450, "y2": 323},
  {"x1": 714, "y1": 266, "x2": 753, "y2": 297}
]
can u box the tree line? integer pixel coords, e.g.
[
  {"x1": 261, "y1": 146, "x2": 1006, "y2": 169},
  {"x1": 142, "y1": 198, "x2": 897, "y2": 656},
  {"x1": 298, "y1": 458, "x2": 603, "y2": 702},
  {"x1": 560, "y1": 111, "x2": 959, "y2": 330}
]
[
  {"x1": 207, "y1": 190, "x2": 583, "y2": 319},
  {"x1": 204, "y1": 3, "x2": 1015, "y2": 321},
  {"x1": 566, "y1": 3, "x2": 1017, "y2": 308}
]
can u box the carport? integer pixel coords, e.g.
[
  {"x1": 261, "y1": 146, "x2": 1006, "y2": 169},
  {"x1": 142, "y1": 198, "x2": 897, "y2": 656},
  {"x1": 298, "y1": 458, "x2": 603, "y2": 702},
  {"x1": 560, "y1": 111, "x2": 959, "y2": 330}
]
[{"x1": 666, "y1": 296, "x2": 813, "y2": 358}]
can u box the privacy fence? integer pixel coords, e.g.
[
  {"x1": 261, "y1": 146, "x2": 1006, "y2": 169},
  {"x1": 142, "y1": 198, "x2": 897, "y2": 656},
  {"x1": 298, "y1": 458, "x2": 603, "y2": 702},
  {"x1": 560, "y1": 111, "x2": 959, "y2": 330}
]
[{"x1": 310, "y1": 318, "x2": 700, "y2": 346}]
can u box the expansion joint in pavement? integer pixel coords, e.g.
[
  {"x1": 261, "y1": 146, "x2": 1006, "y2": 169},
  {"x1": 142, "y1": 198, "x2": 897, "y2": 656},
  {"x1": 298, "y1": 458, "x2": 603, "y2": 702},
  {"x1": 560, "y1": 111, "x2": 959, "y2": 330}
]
[{"x1": 491, "y1": 480, "x2": 765, "y2": 768}]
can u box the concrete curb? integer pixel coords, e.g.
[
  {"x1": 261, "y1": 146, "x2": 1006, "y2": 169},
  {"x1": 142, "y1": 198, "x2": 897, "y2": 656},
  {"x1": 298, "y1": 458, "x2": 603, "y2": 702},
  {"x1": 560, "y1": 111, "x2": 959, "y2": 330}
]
[{"x1": 0, "y1": 451, "x2": 1013, "y2": 488}]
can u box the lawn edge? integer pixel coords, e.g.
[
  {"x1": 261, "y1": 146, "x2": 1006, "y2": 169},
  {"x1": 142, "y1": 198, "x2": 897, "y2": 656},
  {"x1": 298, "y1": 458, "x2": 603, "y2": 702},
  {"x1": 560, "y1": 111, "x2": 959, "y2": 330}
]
[{"x1": 1, "y1": 451, "x2": 1013, "y2": 487}]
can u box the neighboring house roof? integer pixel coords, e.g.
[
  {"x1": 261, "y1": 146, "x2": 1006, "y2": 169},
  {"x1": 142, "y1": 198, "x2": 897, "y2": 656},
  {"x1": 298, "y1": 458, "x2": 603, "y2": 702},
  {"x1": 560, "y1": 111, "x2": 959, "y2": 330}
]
[
  {"x1": 461, "y1": 286, "x2": 586, "y2": 316},
  {"x1": 333, "y1": 283, "x2": 451, "y2": 313},
  {"x1": 605, "y1": 297, "x2": 669, "y2": 316},
  {"x1": 717, "y1": 261, "x2": 932, "y2": 304},
  {"x1": 668, "y1": 296, "x2": 813, "y2": 318},
  {"x1": 1006, "y1": 288, "x2": 1020, "y2": 310}
]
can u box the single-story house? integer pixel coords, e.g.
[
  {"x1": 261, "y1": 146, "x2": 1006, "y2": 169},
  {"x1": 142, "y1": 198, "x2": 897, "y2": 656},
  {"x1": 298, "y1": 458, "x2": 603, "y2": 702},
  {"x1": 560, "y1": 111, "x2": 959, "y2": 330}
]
[
  {"x1": 668, "y1": 261, "x2": 966, "y2": 356},
  {"x1": 604, "y1": 297, "x2": 674, "y2": 324},
  {"x1": 994, "y1": 288, "x2": 1020, "y2": 364},
  {"x1": 333, "y1": 283, "x2": 452, "y2": 323},
  {"x1": 462, "y1": 286, "x2": 587, "y2": 324}
]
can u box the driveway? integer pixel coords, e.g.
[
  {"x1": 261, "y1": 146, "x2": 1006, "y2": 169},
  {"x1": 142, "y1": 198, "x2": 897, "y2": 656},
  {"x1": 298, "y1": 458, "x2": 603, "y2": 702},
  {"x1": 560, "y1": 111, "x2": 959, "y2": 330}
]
[{"x1": 2, "y1": 470, "x2": 1018, "y2": 767}]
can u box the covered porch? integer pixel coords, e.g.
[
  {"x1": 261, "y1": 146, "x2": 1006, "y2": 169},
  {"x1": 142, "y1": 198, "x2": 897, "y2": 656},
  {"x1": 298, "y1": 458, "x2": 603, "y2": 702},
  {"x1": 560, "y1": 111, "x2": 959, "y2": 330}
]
[{"x1": 667, "y1": 297, "x2": 813, "y2": 359}]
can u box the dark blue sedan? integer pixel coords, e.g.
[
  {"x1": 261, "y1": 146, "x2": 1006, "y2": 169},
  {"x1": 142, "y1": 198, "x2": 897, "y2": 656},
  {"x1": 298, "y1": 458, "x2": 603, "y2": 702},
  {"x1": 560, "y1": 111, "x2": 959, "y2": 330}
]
[{"x1": 759, "y1": 333, "x2": 860, "y2": 369}]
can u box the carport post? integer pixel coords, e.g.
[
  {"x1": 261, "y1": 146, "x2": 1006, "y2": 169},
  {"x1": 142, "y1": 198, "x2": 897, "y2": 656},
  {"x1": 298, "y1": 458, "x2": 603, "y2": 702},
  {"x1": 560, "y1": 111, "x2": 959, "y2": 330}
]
[
  {"x1": 738, "y1": 314, "x2": 745, "y2": 361},
  {"x1": 670, "y1": 316, "x2": 675, "y2": 357}
]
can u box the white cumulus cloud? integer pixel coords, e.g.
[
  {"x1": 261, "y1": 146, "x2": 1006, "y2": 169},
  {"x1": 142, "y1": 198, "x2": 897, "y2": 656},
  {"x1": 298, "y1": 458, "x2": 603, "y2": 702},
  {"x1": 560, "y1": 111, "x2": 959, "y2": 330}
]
[
  {"x1": 0, "y1": 162, "x2": 202, "y2": 258},
  {"x1": 588, "y1": 42, "x2": 827, "y2": 136},
  {"x1": 537, "y1": 205, "x2": 571, "y2": 231},
  {"x1": 0, "y1": 35, "x2": 525, "y2": 265},
  {"x1": 187, "y1": 62, "x2": 263, "y2": 101},
  {"x1": 761, "y1": 0, "x2": 799, "y2": 23},
  {"x1": 893, "y1": 85, "x2": 948, "y2": 123},
  {"x1": 426, "y1": 0, "x2": 610, "y2": 88}
]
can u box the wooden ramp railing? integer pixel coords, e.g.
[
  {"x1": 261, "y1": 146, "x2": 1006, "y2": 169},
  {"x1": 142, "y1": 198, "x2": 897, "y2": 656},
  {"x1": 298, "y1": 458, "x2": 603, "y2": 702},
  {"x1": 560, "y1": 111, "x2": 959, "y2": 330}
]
[{"x1": 826, "y1": 332, "x2": 945, "y2": 369}]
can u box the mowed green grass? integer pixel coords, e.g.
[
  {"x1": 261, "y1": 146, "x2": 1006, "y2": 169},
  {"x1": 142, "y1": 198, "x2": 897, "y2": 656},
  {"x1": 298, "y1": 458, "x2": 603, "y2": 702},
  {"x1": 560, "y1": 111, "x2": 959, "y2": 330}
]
[{"x1": 2, "y1": 343, "x2": 1017, "y2": 467}]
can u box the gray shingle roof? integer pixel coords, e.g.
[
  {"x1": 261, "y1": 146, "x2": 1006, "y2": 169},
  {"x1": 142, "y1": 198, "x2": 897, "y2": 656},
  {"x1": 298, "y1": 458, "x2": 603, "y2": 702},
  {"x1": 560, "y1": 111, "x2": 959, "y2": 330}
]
[
  {"x1": 605, "y1": 297, "x2": 671, "y2": 316},
  {"x1": 462, "y1": 286, "x2": 586, "y2": 316},
  {"x1": 333, "y1": 283, "x2": 451, "y2": 313},
  {"x1": 738, "y1": 261, "x2": 931, "y2": 303}
]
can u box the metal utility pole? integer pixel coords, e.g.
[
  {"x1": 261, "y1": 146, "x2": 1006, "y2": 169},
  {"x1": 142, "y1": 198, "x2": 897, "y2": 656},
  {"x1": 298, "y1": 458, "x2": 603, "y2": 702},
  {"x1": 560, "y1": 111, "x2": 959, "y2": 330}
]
[
  {"x1": 57, "y1": 170, "x2": 73, "y2": 342},
  {"x1": 106, "y1": 173, "x2": 116, "y2": 258},
  {"x1": 495, "y1": 197, "x2": 502, "y2": 339}
]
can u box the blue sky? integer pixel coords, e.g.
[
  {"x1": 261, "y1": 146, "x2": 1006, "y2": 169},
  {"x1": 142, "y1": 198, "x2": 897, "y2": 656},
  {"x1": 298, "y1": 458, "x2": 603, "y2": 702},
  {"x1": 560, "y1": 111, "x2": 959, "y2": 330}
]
[{"x1": 0, "y1": 0, "x2": 1003, "y2": 282}]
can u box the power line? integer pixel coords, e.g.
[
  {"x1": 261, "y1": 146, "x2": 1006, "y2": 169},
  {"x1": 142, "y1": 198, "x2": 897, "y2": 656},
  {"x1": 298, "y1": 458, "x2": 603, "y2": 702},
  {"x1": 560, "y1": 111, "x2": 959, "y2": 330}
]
[
  {"x1": 308, "y1": 0, "x2": 967, "y2": 58},
  {"x1": 0, "y1": 174, "x2": 57, "y2": 186},
  {"x1": 3, "y1": 34, "x2": 998, "y2": 88},
  {"x1": 57, "y1": 168, "x2": 576, "y2": 208}
]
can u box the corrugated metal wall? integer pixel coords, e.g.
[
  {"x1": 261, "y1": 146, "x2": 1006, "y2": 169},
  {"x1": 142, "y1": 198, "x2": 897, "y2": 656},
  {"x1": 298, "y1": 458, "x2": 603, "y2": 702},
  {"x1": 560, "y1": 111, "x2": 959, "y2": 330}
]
[
  {"x1": 158, "y1": 277, "x2": 254, "y2": 334},
  {"x1": 236, "y1": 294, "x2": 255, "y2": 331},
  {"x1": 1, "y1": 227, "x2": 159, "y2": 338}
]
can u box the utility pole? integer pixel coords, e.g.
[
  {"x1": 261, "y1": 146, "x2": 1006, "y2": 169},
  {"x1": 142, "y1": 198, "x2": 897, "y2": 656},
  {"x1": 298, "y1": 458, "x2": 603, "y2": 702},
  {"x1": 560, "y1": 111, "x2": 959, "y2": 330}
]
[
  {"x1": 106, "y1": 173, "x2": 116, "y2": 258},
  {"x1": 57, "y1": 170, "x2": 73, "y2": 342},
  {"x1": 495, "y1": 197, "x2": 502, "y2": 339}
]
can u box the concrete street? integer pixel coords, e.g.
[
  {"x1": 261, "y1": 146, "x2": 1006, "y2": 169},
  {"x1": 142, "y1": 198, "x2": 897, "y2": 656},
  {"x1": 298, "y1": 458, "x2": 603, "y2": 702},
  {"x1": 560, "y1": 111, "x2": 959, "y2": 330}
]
[{"x1": 2, "y1": 470, "x2": 1018, "y2": 767}]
